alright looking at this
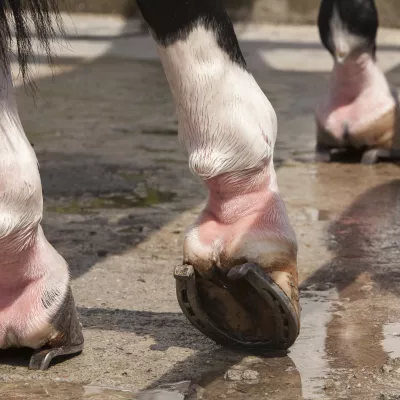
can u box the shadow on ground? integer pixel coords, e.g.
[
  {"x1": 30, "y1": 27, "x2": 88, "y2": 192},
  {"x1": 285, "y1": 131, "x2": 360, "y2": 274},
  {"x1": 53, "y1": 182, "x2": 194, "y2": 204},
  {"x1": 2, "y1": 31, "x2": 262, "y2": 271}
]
[{"x1": 302, "y1": 179, "x2": 400, "y2": 296}]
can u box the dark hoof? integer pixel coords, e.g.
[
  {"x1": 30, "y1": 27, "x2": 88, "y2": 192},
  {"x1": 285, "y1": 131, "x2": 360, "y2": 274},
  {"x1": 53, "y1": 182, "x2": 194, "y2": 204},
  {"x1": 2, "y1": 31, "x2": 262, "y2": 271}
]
[
  {"x1": 361, "y1": 148, "x2": 400, "y2": 165},
  {"x1": 315, "y1": 144, "x2": 332, "y2": 163},
  {"x1": 315, "y1": 144, "x2": 363, "y2": 163},
  {"x1": 29, "y1": 288, "x2": 84, "y2": 370},
  {"x1": 29, "y1": 344, "x2": 84, "y2": 371},
  {"x1": 174, "y1": 264, "x2": 300, "y2": 351}
]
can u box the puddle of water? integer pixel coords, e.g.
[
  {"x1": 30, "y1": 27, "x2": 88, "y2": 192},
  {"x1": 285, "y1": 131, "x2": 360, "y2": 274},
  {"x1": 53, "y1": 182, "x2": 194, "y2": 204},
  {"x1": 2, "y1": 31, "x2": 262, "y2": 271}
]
[
  {"x1": 382, "y1": 323, "x2": 400, "y2": 359},
  {"x1": 136, "y1": 381, "x2": 190, "y2": 400},
  {"x1": 192, "y1": 289, "x2": 337, "y2": 400},
  {"x1": 0, "y1": 382, "x2": 130, "y2": 400},
  {"x1": 0, "y1": 381, "x2": 190, "y2": 400},
  {"x1": 290, "y1": 288, "x2": 339, "y2": 400},
  {"x1": 46, "y1": 189, "x2": 176, "y2": 214},
  {"x1": 194, "y1": 354, "x2": 303, "y2": 399}
]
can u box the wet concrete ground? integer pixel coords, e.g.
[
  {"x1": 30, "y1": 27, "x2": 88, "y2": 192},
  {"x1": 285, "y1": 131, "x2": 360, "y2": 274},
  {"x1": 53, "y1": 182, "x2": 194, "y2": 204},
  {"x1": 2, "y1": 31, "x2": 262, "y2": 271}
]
[{"x1": 2, "y1": 14, "x2": 400, "y2": 399}]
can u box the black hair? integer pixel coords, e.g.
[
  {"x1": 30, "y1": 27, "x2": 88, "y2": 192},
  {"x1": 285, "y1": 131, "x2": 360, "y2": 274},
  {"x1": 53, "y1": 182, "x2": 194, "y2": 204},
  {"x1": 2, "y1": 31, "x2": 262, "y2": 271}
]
[
  {"x1": 0, "y1": 0, "x2": 64, "y2": 83},
  {"x1": 137, "y1": 0, "x2": 247, "y2": 69},
  {"x1": 318, "y1": 0, "x2": 378, "y2": 58}
]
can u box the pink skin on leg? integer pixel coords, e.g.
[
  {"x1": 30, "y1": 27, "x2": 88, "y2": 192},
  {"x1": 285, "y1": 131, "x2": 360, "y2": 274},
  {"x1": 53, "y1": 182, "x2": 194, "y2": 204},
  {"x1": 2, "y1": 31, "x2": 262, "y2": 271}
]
[
  {"x1": 316, "y1": 54, "x2": 395, "y2": 148},
  {"x1": 0, "y1": 70, "x2": 70, "y2": 350},
  {"x1": 183, "y1": 165, "x2": 298, "y2": 300},
  {"x1": 0, "y1": 228, "x2": 69, "y2": 349}
]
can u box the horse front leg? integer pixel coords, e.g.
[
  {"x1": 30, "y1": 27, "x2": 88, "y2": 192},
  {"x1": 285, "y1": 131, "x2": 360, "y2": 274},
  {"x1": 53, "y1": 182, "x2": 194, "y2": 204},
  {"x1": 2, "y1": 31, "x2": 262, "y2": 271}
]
[{"x1": 137, "y1": 0, "x2": 300, "y2": 350}]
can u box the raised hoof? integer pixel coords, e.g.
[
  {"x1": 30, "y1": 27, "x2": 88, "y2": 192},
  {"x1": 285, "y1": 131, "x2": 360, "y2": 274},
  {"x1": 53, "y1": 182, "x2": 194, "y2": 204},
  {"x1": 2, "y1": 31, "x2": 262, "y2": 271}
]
[
  {"x1": 29, "y1": 288, "x2": 84, "y2": 370},
  {"x1": 361, "y1": 148, "x2": 400, "y2": 165},
  {"x1": 174, "y1": 264, "x2": 300, "y2": 351}
]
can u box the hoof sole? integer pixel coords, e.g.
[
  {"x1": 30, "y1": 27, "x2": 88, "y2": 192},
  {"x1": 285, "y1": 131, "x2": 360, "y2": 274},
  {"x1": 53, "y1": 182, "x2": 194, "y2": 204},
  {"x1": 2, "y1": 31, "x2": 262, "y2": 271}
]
[{"x1": 174, "y1": 264, "x2": 300, "y2": 351}]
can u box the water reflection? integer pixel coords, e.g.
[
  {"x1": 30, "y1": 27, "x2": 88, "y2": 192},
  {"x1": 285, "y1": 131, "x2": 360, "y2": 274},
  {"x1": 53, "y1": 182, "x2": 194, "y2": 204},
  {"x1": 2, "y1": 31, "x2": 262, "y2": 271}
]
[
  {"x1": 0, "y1": 381, "x2": 189, "y2": 400},
  {"x1": 290, "y1": 288, "x2": 338, "y2": 400},
  {"x1": 300, "y1": 176, "x2": 400, "y2": 396},
  {"x1": 188, "y1": 289, "x2": 338, "y2": 400},
  {"x1": 383, "y1": 323, "x2": 400, "y2": 359}
]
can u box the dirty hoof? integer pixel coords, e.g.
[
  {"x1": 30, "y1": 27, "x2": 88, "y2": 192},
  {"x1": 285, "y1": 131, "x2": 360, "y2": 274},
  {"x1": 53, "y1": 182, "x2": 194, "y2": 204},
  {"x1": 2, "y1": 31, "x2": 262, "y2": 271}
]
[
  {"x1": 29, "y1": 288, "x2": 84, "y2": 371},
  {"x1": 361, "y1": 148, "x2": 400, "y2": 165},
  {"x1": 174, "y1": 263, "x2": 300, "y2": 351},
  {"x1": 315, "y1": 146, "x2": 362, "y2": 163}
]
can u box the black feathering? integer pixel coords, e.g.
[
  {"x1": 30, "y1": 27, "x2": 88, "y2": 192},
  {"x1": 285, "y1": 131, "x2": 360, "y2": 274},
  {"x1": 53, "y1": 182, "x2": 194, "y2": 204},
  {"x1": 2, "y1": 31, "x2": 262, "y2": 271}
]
[{"x1": 0, "y1": 0, "x2": 64, "y2": 84}]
